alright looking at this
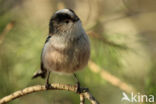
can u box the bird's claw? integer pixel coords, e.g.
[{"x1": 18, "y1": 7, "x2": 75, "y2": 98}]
[
  {"x1": 76, "y1": 82, "x2": 89, "y2": 93},
  {"x1": 45, "y1": 83, "x2": 52, "y2": 89}
]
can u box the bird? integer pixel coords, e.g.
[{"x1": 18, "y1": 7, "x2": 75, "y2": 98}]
[{"x1": 32, "y1": 9, "x2": 90, "y2": 92}]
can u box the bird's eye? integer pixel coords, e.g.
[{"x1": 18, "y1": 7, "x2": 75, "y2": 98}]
[{"x1": 65, "y1": 20, "x2": 69, "y2": 24}]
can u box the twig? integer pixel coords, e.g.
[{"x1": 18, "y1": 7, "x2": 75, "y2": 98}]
[
  {"x1": 0, "y1": 83, "x2": 99, "y2": 104},
  {"x1": 80, "y1": 94, "x2": 85, "y2": 104},
  {"x1": 83, "y1": 92, "x2": 99, "y2": 104},
  {"x1": 88, "y1": 60, "x2": 136, "y2": 94}
]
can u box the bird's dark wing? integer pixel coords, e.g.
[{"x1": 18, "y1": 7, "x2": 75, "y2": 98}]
[
  {"x1": 40, "y1": 35, "x2": 51, "y2": 71},
  {"x1": 32, "y1": 35, "x2": 51, "y2": 79},
  {"x1": 45, "y1": 35, "x2": 51, "y2": 43}
]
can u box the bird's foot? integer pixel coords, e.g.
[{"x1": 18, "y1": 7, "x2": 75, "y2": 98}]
[
  {"x1": 45, "y1": 83, "x2": 52, "y2": 89},
  {"x1": 76, "y1": 82, "x2": 89, "y2": 93}
]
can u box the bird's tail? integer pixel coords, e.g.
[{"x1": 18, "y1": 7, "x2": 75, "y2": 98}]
[{"x1": 32, "y1": 70, "x2": 47, "y2": 79}]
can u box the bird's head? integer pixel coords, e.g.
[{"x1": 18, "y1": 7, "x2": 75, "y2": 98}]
[{"x1": 49, "y1": 9, "x2": 80, "y2": 34}]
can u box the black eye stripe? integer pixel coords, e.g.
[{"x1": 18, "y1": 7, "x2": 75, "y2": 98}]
[
  {"x1": 56, "y1": 13, "x2": 72, "y2": 21},
  {"x1": 65, "y1": 20, "x2": 69, "y2": 23},
  {"x1": 50, "y1": 9, "x2": 80, "y2": 25}
]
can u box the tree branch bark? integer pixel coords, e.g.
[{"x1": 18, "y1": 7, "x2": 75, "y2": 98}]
[
  {"x1": 0, "y1": 83, "x2": 99, "y2": 104},
  {"x1": 80, "y1": 94, "x2": 85, "y2": 104}
]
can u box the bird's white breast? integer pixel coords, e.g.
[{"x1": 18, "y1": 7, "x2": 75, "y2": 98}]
[{"x1": 42, "y1": 21, "x2": 90, "y2": 73}]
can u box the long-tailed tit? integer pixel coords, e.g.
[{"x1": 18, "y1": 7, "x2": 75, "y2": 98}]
[{"x1": 33, "y1": 9, "x2": 90, "y2": 91}]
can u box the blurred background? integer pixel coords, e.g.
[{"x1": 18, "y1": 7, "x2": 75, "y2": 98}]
[{"x1": 0, "y1": 0, "x2": 156, "y2": 104}]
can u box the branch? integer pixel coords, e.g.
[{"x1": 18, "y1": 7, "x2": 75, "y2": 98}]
[
  {"x1": 0, "y1": 83, "x2": 99, "y2": 104},
  {"x1": 80, "y1": 94, "x2": 85, "y2": 104},
  {"x1": 88, "y1": 60, "x2": 136, "y2": 94}
]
